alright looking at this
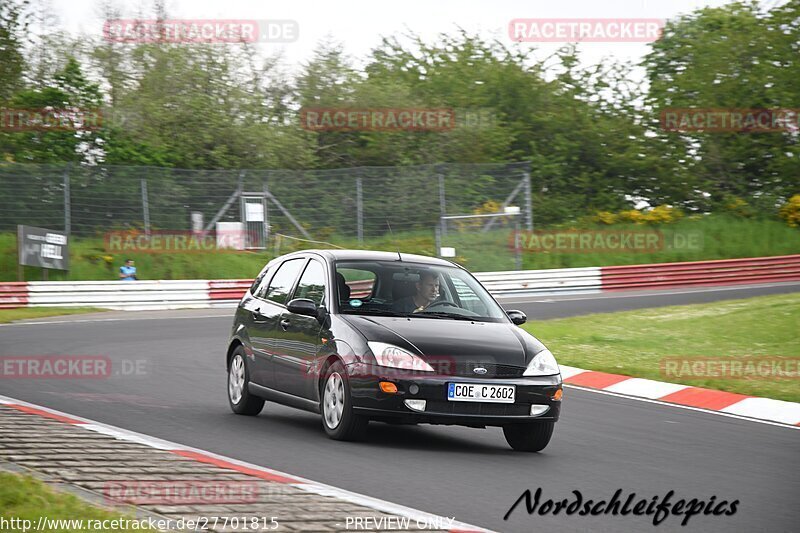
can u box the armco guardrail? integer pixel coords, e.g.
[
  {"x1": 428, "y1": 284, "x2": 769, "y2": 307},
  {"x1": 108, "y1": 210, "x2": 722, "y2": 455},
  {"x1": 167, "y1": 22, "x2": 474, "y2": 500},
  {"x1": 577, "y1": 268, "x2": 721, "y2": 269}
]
[
  {"x1": 475, "y1": 267, "x2": 601, "y2": 295},
  {"x1": 600, "y1": 254, "x2": 800, "y2": 291},
  {"x1": 1, "y1": 255, "x2": 798, "y2": 311},
  {"x1": 208, "y1": 279, "x2": 253, "y2": 308},
  {"x1": 24, "y1": 280, "x2": 210, "y2": 311},
  {"x1": 0, "y1": 282, "x2": 28, "y2": 309}
]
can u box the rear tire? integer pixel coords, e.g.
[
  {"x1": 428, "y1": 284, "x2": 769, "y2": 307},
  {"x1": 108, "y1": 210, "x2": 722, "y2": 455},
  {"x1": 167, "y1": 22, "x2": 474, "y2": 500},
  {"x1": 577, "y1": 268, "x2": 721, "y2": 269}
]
[
  {"x1": 227, "y1": 347, "x2": 264, "y2": 416},
  {"x1": 321, "y1": 361, "x2": 368, "y2": 441},
  {"x1": 503, "y1": 422, "x2": 554, "y2": 452}
]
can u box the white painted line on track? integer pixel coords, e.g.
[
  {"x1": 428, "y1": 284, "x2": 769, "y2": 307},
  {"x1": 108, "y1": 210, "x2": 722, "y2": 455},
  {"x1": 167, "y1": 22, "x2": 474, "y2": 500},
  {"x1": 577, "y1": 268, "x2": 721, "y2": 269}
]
[
  {"x1": 564, "y1": 384, "x2": 800, "y2": 430},
  {"x1": 720, "y1": 397, "x2": 800, "y2": 426},
  {"x1": 0, "y1": 314, "x2": 231, "y2": 327},
  {"x1": 80, "y1": 424, "x2": 182, "y2": 450},
  {"x1": 498, "y1": 282, "x2": 800, "y2": 304}
]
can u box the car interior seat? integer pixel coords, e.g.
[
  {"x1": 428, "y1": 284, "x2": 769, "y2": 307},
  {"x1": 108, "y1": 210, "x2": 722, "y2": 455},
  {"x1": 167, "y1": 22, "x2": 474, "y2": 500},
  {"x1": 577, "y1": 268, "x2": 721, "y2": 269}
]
[{"x1": 336, "y1": 272, "x2": 351, "y2": 303}]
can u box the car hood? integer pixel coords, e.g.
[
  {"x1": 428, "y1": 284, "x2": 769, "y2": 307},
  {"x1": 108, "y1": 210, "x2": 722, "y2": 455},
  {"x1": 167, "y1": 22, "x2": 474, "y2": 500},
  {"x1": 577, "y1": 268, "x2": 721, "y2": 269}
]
[{"x1": 340, "y1": 315, "x2": 538, "y2": 367}]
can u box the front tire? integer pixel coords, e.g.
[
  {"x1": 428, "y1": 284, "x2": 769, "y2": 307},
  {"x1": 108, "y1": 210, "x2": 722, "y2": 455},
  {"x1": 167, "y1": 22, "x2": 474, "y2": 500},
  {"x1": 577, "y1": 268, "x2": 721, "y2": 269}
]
[
  {"x1": 503, "y1": 422, "x2": 554, "y2": 452},
  {"x1": 321, "y1": 361, "x2": 368, "y2": 441},
  {"x1": 228, "y1": 347, "x2": 264, "y2": 416}
]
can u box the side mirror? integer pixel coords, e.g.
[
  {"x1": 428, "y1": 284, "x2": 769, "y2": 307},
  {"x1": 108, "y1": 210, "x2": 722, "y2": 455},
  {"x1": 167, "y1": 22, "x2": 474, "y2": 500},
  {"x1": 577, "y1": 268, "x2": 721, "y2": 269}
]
[
  {"x1": 287, "y1": 298, "x2": 318, "y2": 317},
  {"x1": 507, "y1": 309, "x2": 527, "y2": 325}
]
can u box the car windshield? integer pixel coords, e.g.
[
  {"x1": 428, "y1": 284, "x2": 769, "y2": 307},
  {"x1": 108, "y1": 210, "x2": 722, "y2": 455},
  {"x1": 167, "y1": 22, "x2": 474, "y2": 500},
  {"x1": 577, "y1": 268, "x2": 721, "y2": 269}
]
[{"x1": 334, "y1": 260, "x2": 507, "y2": 322}]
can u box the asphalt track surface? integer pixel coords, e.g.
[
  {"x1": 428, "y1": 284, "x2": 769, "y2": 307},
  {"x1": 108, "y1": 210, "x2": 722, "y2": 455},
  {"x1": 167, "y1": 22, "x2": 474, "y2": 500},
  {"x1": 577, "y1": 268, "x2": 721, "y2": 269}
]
[{"x1": 1, "y1": 282, "x2": 798, "y2": 533}]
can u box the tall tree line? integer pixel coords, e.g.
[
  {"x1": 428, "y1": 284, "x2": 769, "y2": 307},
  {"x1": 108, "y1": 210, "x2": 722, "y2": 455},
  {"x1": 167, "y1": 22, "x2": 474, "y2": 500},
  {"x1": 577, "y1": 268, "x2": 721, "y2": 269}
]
[{"x1": 0, "y1": 0, "x2": 797, "y2": 225}]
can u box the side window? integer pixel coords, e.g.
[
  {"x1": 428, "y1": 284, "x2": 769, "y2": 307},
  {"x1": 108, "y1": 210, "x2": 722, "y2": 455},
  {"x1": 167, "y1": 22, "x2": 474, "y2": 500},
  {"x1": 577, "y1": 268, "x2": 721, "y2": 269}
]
[
  {"x1": 337, "y1": 268, "x2": 377, "y2": 300},
  {"x1": 250, "y1": 266, "x2": 270, "y2": 296},
  {"x1": 294, "y1": 260, "x2": 327, "y2": 306},
  {"x1": 450, "y1": 275, "x2": 486, "y2": 314},
  {"x1": 263, "y1": 258, "x2": 304, "y2": 305}
]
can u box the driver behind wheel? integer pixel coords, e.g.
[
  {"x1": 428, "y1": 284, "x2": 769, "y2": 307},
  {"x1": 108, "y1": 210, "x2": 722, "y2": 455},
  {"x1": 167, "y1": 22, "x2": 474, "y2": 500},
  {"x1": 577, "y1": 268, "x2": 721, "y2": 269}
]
[{"x1": 392, "y1": 270, "x2": 440, "y2": 313}]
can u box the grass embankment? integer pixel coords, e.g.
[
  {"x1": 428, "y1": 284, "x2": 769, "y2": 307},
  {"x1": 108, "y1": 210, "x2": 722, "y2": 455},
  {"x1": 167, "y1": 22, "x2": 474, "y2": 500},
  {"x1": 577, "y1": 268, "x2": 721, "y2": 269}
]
[
  {"x1": 1, "y1": 215, "x2": 798, "y2": 281},
  {"x1": 0, "y1": 472, "x2": 150, "y2": 533},
  {"x1": 0, "y1": 307, "x2": 102, "y2": 324},
  {"x1": 523, "y1": 293, "x2": 800, "y2": 402}
]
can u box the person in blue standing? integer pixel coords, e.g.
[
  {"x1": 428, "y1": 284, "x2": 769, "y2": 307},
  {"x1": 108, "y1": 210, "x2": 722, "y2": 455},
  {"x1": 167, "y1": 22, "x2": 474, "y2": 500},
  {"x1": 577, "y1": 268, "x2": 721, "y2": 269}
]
[{"x1": 119, "y1": 259, "x2": 137, "y2": 281}]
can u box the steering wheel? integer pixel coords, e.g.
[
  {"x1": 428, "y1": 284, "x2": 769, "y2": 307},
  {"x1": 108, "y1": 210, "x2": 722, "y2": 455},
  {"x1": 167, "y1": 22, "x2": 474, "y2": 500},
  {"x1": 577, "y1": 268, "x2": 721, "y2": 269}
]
[{"x1": 423, "y1": 300, "x2": 459, "y2": 310}]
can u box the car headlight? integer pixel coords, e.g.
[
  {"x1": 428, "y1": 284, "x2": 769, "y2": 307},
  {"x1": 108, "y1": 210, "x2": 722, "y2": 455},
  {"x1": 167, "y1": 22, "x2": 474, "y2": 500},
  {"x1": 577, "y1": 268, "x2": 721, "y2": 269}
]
[
  {"x1": 523, "y1": 348, "x2": 560, "y2": 376},
  {"x1": 367, "y1": 342, "x2": 435, "y2": 372}
]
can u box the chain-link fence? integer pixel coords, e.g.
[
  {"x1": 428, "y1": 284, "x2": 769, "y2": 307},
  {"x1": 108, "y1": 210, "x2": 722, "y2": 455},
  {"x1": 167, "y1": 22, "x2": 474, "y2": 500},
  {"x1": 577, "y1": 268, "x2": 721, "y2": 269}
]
[{"x1": 0, "y1": 162, "x2": 531, "y2": 263}]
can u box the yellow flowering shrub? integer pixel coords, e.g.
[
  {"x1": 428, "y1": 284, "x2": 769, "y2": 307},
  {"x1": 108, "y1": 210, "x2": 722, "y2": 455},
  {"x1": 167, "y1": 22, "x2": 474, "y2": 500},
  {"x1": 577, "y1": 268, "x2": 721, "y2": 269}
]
[
  {"x1": 779, "y1": 194, "x2": 800, "y2": 228},
  {"x1": 595, "y1": 205, "x2": 683, "y2": 225},
  {"x1": 723, "y1": 197, "x2": 753, "y2": 218},
  {"x1": 595, "y1": 211, "x2": 618, "y2": 224}
]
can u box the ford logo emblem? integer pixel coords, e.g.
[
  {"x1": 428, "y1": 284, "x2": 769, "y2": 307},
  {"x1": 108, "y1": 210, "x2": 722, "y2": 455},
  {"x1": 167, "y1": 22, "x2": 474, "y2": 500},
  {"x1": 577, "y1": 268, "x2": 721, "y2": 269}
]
[{"x1": 473, "y1": 367, "x2": 488, "y2": 375}]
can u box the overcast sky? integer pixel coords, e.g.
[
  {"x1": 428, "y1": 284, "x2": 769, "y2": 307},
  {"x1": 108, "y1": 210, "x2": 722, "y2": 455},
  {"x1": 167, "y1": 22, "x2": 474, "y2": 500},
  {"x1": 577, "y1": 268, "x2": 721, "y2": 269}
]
[{"x1": 39, "y1": 0, "x2": 785, "y2": 71}]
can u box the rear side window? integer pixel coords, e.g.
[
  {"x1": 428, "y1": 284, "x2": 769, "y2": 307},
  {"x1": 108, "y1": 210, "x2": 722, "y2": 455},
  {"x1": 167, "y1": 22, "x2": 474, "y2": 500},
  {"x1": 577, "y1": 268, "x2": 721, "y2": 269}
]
[
  {"x1": 294, "y1": 260, "x2": 327, "y2": 305},
  {"x1": 250, "y1": 266, "x2": 270, "y2": 295},
  {"x1": 337, "y1": 267, "x2": 377, "y2": 300},
  {"x1": 263, "y1": 258, "x2": 304, "y2": 304}
]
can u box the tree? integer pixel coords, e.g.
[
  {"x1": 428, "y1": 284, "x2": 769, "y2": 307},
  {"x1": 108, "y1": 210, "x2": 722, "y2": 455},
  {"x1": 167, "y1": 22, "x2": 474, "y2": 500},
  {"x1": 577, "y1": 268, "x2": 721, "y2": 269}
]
[
  {"x1": 0, "y1": 0, "x2": 28, "y2": 102},
  {"x1": 643, "y1": 1, "x2": 800, "y2": 212}
]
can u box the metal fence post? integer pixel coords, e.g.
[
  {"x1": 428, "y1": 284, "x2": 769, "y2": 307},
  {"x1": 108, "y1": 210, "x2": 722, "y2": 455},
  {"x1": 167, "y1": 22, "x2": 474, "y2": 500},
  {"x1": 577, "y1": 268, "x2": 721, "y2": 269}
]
[
  {"x1": 356, "y1": 174, "x2": 364, "y2": 244},
  {"x1": 263, "y1": 178, "x2": 270, "y2": 245},
  {"x1": 141, "y1": 179, "x2": 150, "y2": 235},
  {"x1": 63, "y1": 164, "x2": 71, "y2": 235},
  {"x1": 524, "y1": 171, "x2": 533, "y2": 231},
  {"x1": 438, "y1": 171, "x2": 447, "y2": 238}
]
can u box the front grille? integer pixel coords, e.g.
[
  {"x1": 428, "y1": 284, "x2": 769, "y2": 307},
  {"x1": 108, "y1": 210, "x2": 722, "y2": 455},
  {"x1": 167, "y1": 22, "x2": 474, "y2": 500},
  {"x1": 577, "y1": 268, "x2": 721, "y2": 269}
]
[
  {"x1": 425, "y1": 400, "x2": 529, "y2": 417},
  {"x1": 431, "y1": 361, "x2": 526, "y2": 378}
]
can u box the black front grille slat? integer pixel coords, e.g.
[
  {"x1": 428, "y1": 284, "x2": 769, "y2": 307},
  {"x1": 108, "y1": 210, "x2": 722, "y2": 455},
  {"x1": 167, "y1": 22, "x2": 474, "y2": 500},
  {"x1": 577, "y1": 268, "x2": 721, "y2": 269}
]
[
  {"x1": 430, "y1": 361, "x2": 525, "y2": 378},
  {"x1": 426, "y1": 400, "x2": 529, "y2": 416}
]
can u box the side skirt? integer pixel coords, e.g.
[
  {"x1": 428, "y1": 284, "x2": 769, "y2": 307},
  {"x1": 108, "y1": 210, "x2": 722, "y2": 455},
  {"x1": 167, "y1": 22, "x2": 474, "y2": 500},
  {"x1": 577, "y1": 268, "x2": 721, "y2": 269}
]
[{"x1": 248, "y1": 383, "x2": 321, "y2": 414}]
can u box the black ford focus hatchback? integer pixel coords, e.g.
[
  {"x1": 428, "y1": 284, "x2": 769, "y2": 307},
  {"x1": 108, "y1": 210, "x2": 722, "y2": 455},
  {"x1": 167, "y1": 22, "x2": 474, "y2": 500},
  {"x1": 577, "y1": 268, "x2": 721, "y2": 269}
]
[{"x1": 226, "y1": 250, "x2": 562, "y2": 451}]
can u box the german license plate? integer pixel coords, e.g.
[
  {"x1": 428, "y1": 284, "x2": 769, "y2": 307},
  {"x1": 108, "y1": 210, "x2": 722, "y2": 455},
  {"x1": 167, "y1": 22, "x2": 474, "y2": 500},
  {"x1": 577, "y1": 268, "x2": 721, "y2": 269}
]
[{"x1": 447, "y1": 383, "x2": 516, "y2": 403}]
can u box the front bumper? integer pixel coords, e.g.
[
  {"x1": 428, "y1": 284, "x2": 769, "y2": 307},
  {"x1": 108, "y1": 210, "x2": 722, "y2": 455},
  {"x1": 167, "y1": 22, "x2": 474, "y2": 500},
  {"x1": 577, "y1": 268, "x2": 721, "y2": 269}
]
[{"x1": 348, "y1": 362, "x2": 562, "y2": 427}]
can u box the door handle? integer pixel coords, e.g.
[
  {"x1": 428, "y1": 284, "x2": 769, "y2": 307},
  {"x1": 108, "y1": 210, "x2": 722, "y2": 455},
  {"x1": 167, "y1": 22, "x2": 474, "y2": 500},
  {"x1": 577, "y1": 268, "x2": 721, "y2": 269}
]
[
  {"x1": 252, "y1": 308, "x2": 265, "y2": 321},
  {"x1": 280, "y1": 319, "x2": 291, "y2": 331}
]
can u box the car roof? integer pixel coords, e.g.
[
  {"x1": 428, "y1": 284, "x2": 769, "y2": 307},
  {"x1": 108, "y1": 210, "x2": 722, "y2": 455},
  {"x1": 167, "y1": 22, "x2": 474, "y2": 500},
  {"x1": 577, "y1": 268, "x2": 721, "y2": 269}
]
[{"x1": 283, "y1": 249, "x2": 459, "y2": 267}]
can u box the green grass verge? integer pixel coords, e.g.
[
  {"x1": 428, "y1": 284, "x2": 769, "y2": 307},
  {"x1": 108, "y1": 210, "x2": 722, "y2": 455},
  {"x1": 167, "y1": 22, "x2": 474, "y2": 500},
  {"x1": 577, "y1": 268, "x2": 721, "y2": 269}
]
[
  {"x1": 515, "y1": 215, "x2": 800, "y2": 271},
  {"x1": 522, "y1": 293, "x2": 800, "y2": 402},
  {"x1": 1, "y1": 215, "x2": 798, "y2": 280},
  {"x1": 0, "y1": 307, "x2": 103, "y2": 324},
  {"x1": 0, "y1": 472, "x2": 151, "y2": 532}
]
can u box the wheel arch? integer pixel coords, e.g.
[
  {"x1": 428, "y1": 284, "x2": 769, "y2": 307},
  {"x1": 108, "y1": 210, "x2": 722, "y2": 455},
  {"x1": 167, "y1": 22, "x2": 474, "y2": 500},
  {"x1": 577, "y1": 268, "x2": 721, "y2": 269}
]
[
  {"x1": 226, "y1": 338, "x2": 244, "y2": 370},
  {"x1": 317, "y1": 354, "x2": 345, "y2": 398}
]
